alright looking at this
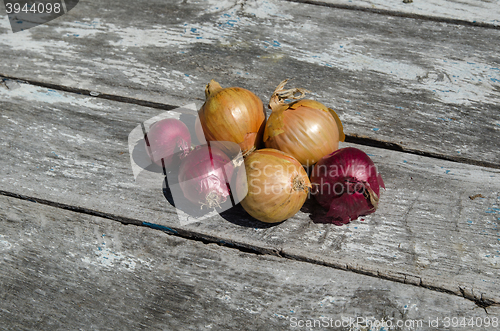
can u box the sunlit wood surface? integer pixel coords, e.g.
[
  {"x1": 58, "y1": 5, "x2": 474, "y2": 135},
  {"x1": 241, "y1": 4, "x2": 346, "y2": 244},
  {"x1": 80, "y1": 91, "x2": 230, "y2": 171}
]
[{"x1": 1, "y1": 0, "x2": 499, "y2": 329}]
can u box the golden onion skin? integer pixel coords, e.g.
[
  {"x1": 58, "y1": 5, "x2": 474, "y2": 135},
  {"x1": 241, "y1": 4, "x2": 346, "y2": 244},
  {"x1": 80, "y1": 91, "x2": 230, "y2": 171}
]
[
  {"x1": 198, "y1": 80, "x2": 266, "y2": 155},
  {"x1": 236, "y1": 149, "x2": 311, "y2": 223},
  {"x1": 263, "y1": 81, "x2": 344, "y2": 166}
]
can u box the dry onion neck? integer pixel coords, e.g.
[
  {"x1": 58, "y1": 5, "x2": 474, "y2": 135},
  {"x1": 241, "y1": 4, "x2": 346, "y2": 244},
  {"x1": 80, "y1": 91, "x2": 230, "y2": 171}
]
[
  {"x1": 366, "y1": 186, "x2": 380, "y2": 210},
  {"x1": 231, "y1": 153, "x2": 245, "y2": 168},
  {"x1": 205, "y1": 79, "x2": 223, "y2": 99},
  {"x1": 269, "y1": 79, "x2": 310, "y2": 111},
  {"x1": 241, "y1": 145, "x2": 256, "y2": 158}
]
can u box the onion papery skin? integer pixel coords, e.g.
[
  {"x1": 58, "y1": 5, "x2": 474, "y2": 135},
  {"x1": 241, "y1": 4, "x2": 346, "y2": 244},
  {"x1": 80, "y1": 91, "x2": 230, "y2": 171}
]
[
  {"x1": 178, "y1": 145, "x2": 234, "y2": 209},
  {"x1": 236, "y1": 148, "x2": 311, "y2": 223},
  {"x1": 198, "y1": 80, "x2": 266, "y2": 156},
  {"x1": 310, "y1": 147, "x2": 385, "y2": 225},
  {"x1": 145, "y1": 118, "x2": 191, "y2": 168},
  {"x1": 264, "y1": 81, "x2": 344, "y2": 167}
]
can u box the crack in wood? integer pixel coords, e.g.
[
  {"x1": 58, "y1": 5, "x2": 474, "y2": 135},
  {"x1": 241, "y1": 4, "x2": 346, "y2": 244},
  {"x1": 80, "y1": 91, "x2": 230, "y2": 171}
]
[
  {"x1": 459, "y1": 286, "x2": 494, "y2": 309},
  {"x1": 2, "y1": 74, "x2": 499, "y2": 170},
  {"x1": 0, "y1": 74, "x2": 186, "y2": 111},
  {"x1": 0, "y1": 189, "x2": 495, "y2": 309},
  {"x1": 345, "y1": 134, "x2": 500, "y2": 169},
  {"x1": 401, "y1": 196, "x2": 419, "y2": 267},
  {"x1": 282, "y1": 0, "x2": 500, "y2": 30},
  {"x1": 0, "y1": 81, "x2": 9, "y2": 90}
]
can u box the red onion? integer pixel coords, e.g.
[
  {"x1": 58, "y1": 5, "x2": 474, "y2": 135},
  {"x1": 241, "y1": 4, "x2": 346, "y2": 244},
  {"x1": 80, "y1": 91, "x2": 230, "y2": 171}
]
[
  {"x1": 178, "y1": 144, "x2": 234, "y2": 209},
  {"x1": 310, "y1": 147, "x2": 385, "y2": 225},
  {"x1": 145, "y1": 118, "x2": 191, "y2": 168}
]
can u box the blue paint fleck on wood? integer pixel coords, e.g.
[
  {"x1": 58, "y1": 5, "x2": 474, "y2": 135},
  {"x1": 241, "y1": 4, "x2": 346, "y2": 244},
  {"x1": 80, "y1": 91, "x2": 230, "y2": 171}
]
[{"x1": 142, "y1": 222, "x2": 178, "y2": 234}]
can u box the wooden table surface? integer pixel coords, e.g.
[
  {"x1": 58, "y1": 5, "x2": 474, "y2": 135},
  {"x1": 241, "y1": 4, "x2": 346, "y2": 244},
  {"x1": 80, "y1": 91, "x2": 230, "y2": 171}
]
[{"x1": 1, "y1": 0, "x2": 500, "y2": 330}]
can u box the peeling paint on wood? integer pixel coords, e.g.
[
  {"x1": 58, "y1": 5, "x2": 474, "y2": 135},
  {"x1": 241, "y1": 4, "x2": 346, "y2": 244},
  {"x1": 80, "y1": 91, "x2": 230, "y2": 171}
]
[
  {"x1": 304, "y1": 0, "x2": 500, "y2": 27},
  {"x1": 0, "y1": 0, "x2": 499, "y2": 165}
]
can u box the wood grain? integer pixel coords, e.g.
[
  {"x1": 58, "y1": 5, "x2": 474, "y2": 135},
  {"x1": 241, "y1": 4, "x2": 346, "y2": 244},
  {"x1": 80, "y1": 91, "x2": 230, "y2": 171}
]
[
  {"x1": 1, "y1": 195, "x2": 495, "y2": 330},
  {"x1": 0, "y1": 0, "x2": 499, "y2": 165},
  {"x1": 1, "y1": 80, "x2": 500, "y2": 305},
  {"x1": 300, "y1": 0, "x2": 500, "y2": 27}
]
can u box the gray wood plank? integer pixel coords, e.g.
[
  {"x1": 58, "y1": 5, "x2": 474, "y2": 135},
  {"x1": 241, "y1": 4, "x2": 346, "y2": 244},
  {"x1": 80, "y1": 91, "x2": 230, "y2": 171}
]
[
  {"x1": 1, "y1": 80, "x2": 500, "y2": 305},
  {"x1": 0, "y1": 194, "x2": 495, "y2": 330},
  {"x1": 303, "y1": 0, "x2": 500, "y2": 27},
  {"x1": 0, "y1": 0, "x2": 499, "y2": 166}
]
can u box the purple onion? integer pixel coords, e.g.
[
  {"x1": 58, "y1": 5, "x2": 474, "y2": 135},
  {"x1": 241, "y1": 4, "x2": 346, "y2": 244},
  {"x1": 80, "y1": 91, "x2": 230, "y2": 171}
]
[
  {"x1": 178, "y1": 145, "x2": 234, "y2": 209},
  {"x1": 310, "y1": 147, "x2": 385, "y2": 225},
  {"x1": 145, "y1": 118, "x2": 191, "y2": 168}
]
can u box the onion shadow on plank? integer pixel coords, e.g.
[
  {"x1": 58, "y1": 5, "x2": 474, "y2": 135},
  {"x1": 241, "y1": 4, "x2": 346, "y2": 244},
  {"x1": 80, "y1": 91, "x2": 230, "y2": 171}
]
[
  {"x1": 132, "y1": 139, "x2": 165, "y2": 174},
  {"x1": 162, "y1": 173, "x2": 287, "y2": 227},
  {"x1": 301, "y1": 196, "x2": 348, "y2": 226},
  {"x1": 218, "y1": 202, "x2": 284, "y2": 229},
  {"x1": 162, "y1": 174, "x2": 232, "y2": 219},
  {"x1": 162, "y1": 176, "x2": 277, "y2": 228}
]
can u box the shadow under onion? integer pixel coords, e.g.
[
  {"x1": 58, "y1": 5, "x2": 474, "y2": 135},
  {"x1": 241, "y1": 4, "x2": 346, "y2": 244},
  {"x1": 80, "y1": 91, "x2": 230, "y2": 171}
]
[
  {"x1": 218, "y1": 203, "x2": 285, "y2": 229},
  {"x1": 301, "y1": 197, "x2": 349, "y2": 226},
  {"x1": 162, "y1": 174, "x2": 282, "y2": 228}
]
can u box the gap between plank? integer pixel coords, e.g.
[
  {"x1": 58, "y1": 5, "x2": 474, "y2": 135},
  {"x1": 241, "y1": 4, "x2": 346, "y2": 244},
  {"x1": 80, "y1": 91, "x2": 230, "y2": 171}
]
[
  {"x1": 2, "y1": 74, "x2": 499, "y2": 170},
  {"x1": 282, "y1": 0, "x2": 500, "y2": 30},
  {"x1": 0, "y1": 189, "x2": 496, "y2": 309},
  {"x1": 345, "y1": 135, "x2": 500, "y2": 170},
  {"x1": 0, "y1": 74, "x2": 180, "y2": 111}
]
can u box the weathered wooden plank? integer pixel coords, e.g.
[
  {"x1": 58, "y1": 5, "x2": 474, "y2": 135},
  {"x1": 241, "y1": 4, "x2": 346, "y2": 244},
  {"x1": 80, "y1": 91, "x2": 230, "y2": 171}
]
[
  {"x1": 1, "y1": 80, "x2": 500, "y2": 305},
  {"x1": 1, "y1": 195, "x2": 496, "y2": 330},
  {"x1": 303, "y1": 0, "x2": 500, "y2": 27},
  {"x1": 0, "y1": 0, "x2": 499, "y2": 165}
]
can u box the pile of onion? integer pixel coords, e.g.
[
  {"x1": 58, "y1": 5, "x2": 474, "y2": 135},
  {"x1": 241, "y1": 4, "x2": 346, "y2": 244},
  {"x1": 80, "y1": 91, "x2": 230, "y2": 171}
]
[
  {"x1": 144, "y1": 79, "x2": 385, "y2": 226},
  {"x1": 263, "y1": 79, "x2": 345, "y2": 167},
  {"x1": 310, "y1": 147, "x2": 385, "y2": 225},
  {"x1": 178, "y1": 144, "x2": 234, "y2": 209},
  {"x1": 198, "y1": 80, "x2": 266, "y2": 156},
  {"x1": 144, "y1": 118, "x2": 191, "y2": 169},
  {"x1": 236, "y1": 149, "x2": 311, "y2": 223}
]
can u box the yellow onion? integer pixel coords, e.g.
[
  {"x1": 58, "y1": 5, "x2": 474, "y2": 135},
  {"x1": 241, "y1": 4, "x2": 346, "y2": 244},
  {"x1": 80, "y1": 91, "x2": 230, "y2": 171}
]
[
  {"x1": 236, "y1": 148, "x2": 311, "y2": 223},
  {"x1": 198, "y1": 80, "x2": 266, "y2": 156},
  {"x1": 263, "y1": 79, "x2": 345, "y2": 166}
]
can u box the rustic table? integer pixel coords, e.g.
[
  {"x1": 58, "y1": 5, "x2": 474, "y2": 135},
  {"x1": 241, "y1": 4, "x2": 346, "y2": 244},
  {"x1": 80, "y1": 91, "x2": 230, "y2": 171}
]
[{"x1": 1, "y1": 0, "x2": 500, "y2": 330}]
